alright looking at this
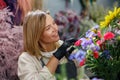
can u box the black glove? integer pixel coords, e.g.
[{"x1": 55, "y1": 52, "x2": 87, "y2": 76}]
[
  {"x1": 65, "y1": 46, "x2": 76, "y2": 60},
  {"x1": 53, "y1": 38, "x2": 77, "y2": 60}
]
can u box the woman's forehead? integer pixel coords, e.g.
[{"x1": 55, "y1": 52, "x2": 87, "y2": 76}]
[
  {"x1": 46, "y1": 14, "x2": 53, "y2": 20},
  {"x1": 45, "y1": 15, "x2": 54, "y2": 24}
]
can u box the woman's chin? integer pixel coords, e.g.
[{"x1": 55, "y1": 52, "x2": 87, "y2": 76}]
[{"x1": 54, "y1": 36, "x2": 60, "y2": 42}]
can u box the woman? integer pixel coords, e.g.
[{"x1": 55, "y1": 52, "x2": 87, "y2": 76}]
[{"x1": 18, "y1": 10, "x2": 78, "y2": 80}]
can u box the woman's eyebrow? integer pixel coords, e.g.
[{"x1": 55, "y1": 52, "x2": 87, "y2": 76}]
[
  {"x1": 46, "y1": 24, "x2": 51, "y2": 27},
  {"x1": 45, "y1": 20, "x2": 54, "y2": 27}
]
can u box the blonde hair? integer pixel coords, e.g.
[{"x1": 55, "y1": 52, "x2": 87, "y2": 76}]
[
  {"x1": 23, "y1": 10, "x2": 46, "y2": 57},
  {"x1": 23, "y1": 10, "x2": 59, "y2": 57}
]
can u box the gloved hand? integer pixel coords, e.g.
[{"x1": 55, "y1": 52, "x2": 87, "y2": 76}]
[
  {"x1": 65, "y1": 46, "x2": 75, "y2": 60},
  {"x1": 53, "y1": 38, "x2": 77, "y2": 60}
]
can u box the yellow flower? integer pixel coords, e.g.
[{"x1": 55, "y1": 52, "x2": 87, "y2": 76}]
[{"x1": 100, "y1": 7, "x2": 120, "y2": 29}]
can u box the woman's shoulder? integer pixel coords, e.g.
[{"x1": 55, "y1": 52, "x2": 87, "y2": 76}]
[
  {"x1": 18, "y1": 52, "x2": 35, "y2": 61},
  {"x1": 19, "y1": 52, "x2": 30, "y2": 57}
]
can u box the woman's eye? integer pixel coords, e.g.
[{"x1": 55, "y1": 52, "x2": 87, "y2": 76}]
[
  {"x1": 46, "y1": 27, "x2": 50, "y2": 30},
  {"x1": 45, "y1": 26, "x2": 51, "y2": 30}
]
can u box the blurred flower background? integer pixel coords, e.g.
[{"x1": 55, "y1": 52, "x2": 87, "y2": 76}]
[
  {"x1": 1, "y1": 0, "x2": 120, "y2": 80},
  {"x1": 0, "y1": 7, "x2": 23, "y2": 80},
  {"x1": 54, "y1": 9, "x2": 81, "y2": 40}
]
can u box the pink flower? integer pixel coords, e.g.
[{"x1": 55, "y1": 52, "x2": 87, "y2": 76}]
[
  {"x1": 97, "y1": 30, "x2": 102, "y2": 38},
  {"x1": 104, "y1": 32, "x2": 115, "y2": 40},
  {"x1": 93, "y1": 51, "x2": 99, "y2": 59},
  {"x1": 96, "y1": 40, "x2": 102, "y2": 45},
  {"x1": 74, "y1": 40, "x2": 82, "y2": 46}
]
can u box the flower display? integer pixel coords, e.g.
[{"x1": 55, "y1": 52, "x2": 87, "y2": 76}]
[
  {"x1": 69, "y1": 7, "x2": 120, "y2": 80},
  {"x1": 0, "y1": 8, "x2": 23, "y2": 80},
  {"x1": 54, "y1": 9, "x2": 80, "y2": 40}
]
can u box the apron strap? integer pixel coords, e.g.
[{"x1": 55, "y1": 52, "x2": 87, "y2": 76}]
[{"x1": 40, "y1": 57, "x2": 45, "y2": 67}]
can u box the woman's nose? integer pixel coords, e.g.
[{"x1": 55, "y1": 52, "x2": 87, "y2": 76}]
[{"x1": 52, "y1": 25, "x2": 58, "y2": 31}]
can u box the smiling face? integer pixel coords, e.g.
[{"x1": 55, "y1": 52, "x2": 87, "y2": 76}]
[
  {"x1": 40, "y1": 14, "x2": 60, "y2": 44},
  {"x1": 23, "y1": 10, "x2": 60, "y2": 56}
]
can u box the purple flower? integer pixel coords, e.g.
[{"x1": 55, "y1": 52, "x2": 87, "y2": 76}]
[
  {"x1": 80, "y1": 38, "x2": 93, "y2": 50},
  {"x1": 88, "y1": 43, "x2": 100, "y2": 51},
  {"x1": 93, "y1": 25, "x2": 99, "y2": 29},
  {"x1": 85, "y1": 25, "x2": 99, "y2": 38},
  {"x1": 85, "y1": 30, "x2": 97, "y2": 38},
  {"x1": 101, "y1": 50, "x2": 111, "y2": 59},
  {"x1": 69, "y1": 49, "x2": 86, "y2": 62}
]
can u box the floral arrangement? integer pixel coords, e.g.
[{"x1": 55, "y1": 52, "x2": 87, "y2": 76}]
[
  {"x1": 0, "y1": 7, "x2": 23, "y2": 80},
  {"x1": 69, "y1": 7, "x2": 120, "y2": 80}
]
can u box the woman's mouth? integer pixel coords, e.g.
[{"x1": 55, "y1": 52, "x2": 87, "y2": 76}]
[{"x1": 53, "y1": 33, "x2": 59, "y2": 37}]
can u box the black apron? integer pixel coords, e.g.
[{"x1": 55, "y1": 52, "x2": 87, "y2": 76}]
[{"x1": 40, "y1": 58, "x2": 77, "y2": 80}]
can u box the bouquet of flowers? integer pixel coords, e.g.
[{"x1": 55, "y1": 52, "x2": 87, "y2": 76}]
[{"x1": 69, "y1": 7, "x2": 120, "y2": 80}]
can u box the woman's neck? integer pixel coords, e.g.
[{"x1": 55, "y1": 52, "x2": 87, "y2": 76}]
[{"x1": 40, "y1": 43, "x2": 56, "y2": 52}]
